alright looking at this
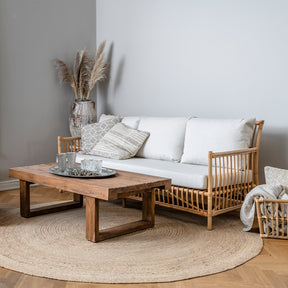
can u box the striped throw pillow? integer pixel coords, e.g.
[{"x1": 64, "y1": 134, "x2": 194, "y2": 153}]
[
  {"x1": 81, "y1": 118, "x2": 120, "y2": 153},
  {"x1": 89, "y1": 123, "x2": 150, "y2": 160}
]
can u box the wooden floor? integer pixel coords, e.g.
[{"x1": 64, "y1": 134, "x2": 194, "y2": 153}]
[{"x1": 0, "y1": 187, "x2": 288, "y2": 288}]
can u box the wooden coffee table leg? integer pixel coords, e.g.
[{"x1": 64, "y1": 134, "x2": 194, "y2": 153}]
[
  {"x1": 20, "y1": 180, "x2": 31, "y2": 217},
  {"x1": 19, "y1": 180, "x2": 83, "y2": 218},
  {"x1": 86, "y1": 197, "x2": 100, "y2": 242},
  {"x1": 73, "y1": 193, "x2": 83, "y2": 206},
  {"x1": 85, "y1": 189, "x2": 155, "y2": 243},
  {"x1": 142, "y1": 188, "x2": 155, "y2": 227}
]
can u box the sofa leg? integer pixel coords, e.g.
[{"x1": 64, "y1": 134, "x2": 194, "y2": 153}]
[
  {"x1": 207, "y1": 216, "x2": 212, "y2": 230},
  {"x1": 122, "y1": 198, "x2": 127, "y2": 208}
]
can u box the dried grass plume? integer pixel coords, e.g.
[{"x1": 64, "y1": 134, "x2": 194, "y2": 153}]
[{"x1": 54, "y1": 41, "x2": 109, "y2": 101}]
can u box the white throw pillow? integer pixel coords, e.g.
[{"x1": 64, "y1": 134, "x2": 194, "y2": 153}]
[
  {"x1": 136, "y1": 117, "x2": 188, "y2": 161},
  {"x1": 80, "y1": 118, "x2": 120, "y2": 153},
  {"x1": 89, "y1": 123, "x2": 150, "y2": 160},
  {"x1": 181, "y1": 118, "x2": 256, "y2": 165}
]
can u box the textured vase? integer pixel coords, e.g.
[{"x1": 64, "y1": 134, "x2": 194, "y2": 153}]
[{"x1": 69, "y1": 100, "x2": 97, "y2": 137}]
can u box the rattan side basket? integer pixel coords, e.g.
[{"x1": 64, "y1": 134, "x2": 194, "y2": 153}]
[{"x1": 255, "y1": 197, "x2": 288, "y2": 239}]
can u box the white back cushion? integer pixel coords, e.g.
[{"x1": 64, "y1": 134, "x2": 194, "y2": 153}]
[
  {"x1": 136, "y1": 117, "x2": 187, "y2": 161},
  {"x1": 181, "y1": 118, "x2": 256, "y2": 165},
  {"x1": 99, "y1": 114, "x2": 140, "y2": 129},
  {"x1": 121, "y1": 116, "x2": 140, "y2": 129},
  {"x1": 99, "y1": 114, "x2": 122, "y2": 122}
]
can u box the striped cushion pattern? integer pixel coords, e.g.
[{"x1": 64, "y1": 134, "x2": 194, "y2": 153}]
[
  {"x1": 81, "y1": 118, "x2": 120, "y2": 153},
  {"x1": 89, "y1": 123, "x2": 150, "y2": 160}
]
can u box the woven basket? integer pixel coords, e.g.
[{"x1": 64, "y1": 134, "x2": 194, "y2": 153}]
[{"x1": 255, "y1": 197, "x2": 288, "y2": 239}]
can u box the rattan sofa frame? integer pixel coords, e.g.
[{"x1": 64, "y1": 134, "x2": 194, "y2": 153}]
[{"x1": 58, "y1": 120, "x2": 264, "y2": 230}]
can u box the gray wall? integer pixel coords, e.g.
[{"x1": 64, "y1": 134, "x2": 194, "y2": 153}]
[
  {"x1": 0, "y1": 0, "x2": 96, "y2": 181},
  {"x1": 96, "y1": 0, "x2": 288, "y2": 182},
  {"x1": 1, "y1": 0, "x2": 287, "y2": 183}
]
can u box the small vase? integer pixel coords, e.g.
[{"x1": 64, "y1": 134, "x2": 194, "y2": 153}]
[{"x1": 69, "y1": 100, "x2": 97, "y2": 137}]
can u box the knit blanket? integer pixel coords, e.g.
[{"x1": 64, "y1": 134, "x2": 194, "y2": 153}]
[{"x1": 240, "y1": 184, "x2": 288, "y2": 231}]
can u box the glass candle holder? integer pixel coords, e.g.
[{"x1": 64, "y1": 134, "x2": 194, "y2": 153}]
[
  {"x1": 56, "y1": 153, "x2": 66, "y2": 172},
  {"x1": 95, "y1": 160, "x2": 102, "y2": 172},
  {"x1": 81, "y1": 159, "x2": 102, "y2": 172},
  {"x1": 66, "y1": 152, "x2": 76, "y2": 169}
]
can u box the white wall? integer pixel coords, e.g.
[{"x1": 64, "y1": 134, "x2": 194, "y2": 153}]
[
  {"x1": 96, "y1": 0, "x2": 288, "y2": 182},
  {"x1": 0, "y1": 0, "x2": 96, "y2": 181}
]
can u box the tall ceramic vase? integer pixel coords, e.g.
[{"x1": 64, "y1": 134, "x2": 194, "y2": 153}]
[{"x1": 69, "y1": 100, "x2": 97, "y2": 137}]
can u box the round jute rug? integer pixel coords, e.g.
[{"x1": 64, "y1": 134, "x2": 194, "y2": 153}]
[{"x1": 0, "y1": 201, "x2": 262, "y2": 283}]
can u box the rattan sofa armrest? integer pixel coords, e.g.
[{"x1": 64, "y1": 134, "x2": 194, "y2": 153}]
[
  {"x1": 210, "y1": 147, "x2": 258, "y2": 158},
  {"x1": 209, "y1": 147, "x2": 260, "y2": 185}
]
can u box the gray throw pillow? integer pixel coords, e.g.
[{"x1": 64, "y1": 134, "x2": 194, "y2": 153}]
[
  {"x1": 265, "y1": 166, "x2": 288, "y2": 191},
  {"x1": 89, "y1": 123, "x2": 150, "y2": 160},
  {"x1": 81, "y1": 118, "x2": 120, "y2": 153}
]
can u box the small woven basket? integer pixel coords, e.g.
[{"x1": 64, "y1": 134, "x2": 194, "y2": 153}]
[{"x1": 255, "y1": 197, "x2": 288, "y2": 239}]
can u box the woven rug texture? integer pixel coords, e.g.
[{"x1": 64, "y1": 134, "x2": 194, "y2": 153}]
[{"x1": 0, "y1": 201, "x2": 263, "y2": 283}]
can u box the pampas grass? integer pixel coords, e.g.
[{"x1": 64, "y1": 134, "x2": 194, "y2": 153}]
[{"x1": 54, "y1": 41, "x2": 108, "y2": 101}]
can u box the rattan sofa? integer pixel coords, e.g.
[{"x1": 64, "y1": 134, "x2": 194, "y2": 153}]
[{"x1": 58, "y1": 116, "x2": 264, "y2": 230}]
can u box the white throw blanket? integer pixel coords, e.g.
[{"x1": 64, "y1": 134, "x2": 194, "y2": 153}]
[{"x1": 240, "y1": 184, "x2": 287, "y2": 231}]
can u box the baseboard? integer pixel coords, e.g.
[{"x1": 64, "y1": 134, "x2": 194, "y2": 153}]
[
  {"x1": 0, "y1": 179, "x2": 20, "y2": 191},
  {"x1": 0, "y1": 180, "x2": 40, "y2": 192}
]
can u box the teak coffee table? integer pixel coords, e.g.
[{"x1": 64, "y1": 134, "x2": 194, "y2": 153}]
[{"x1": 9, "y1": 163, "x2": 171, "y2": 242}]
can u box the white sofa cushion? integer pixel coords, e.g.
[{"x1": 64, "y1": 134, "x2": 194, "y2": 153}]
[
  {"x1": 77, "y1": 154, "x2": 209, "y2": 189},
  {"x1": 99, "y1": 114, "x2": 122, "y2": 122},
  {"x1": 136, "y1": 117, "x2": 187, "y2": 162},
  {"x1": 76, "y1": 154, "x2": 252, "y2": 190},
  {"x1": 181, "y1": 118, "x2": 256, "y2": 165},
  {"x1": 99, "y1": 114, "x2": 140, "y2": 129},
  {"x1": 121, "y1": 116, "x2": 140, "y2": 129},
  {"x1": 80, "y1": 118, "x2": 120, "y2": 153},
  {"x1": 89, "y1": 123, "x2": 150, "y2": 160}
]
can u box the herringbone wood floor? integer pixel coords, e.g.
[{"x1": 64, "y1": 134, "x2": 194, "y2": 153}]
[{"x1": 0, "y1": 187, "x2": 288, "y2": 288}]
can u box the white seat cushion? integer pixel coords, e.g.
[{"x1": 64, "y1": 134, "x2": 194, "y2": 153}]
[
  {"x1": 76, "y1": 154, "x2": 252, "y2": 190},
  {"x1": 181, "y1": 118, "x2": 256, "y2": 165},
  {"x1": 136, "y1": 117, "x2": 188, "y2": 162}
]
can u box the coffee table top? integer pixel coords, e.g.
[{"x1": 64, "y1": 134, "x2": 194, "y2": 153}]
[{"x1": 9, "y1": 163, "x2": 171, "y2": 201}]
